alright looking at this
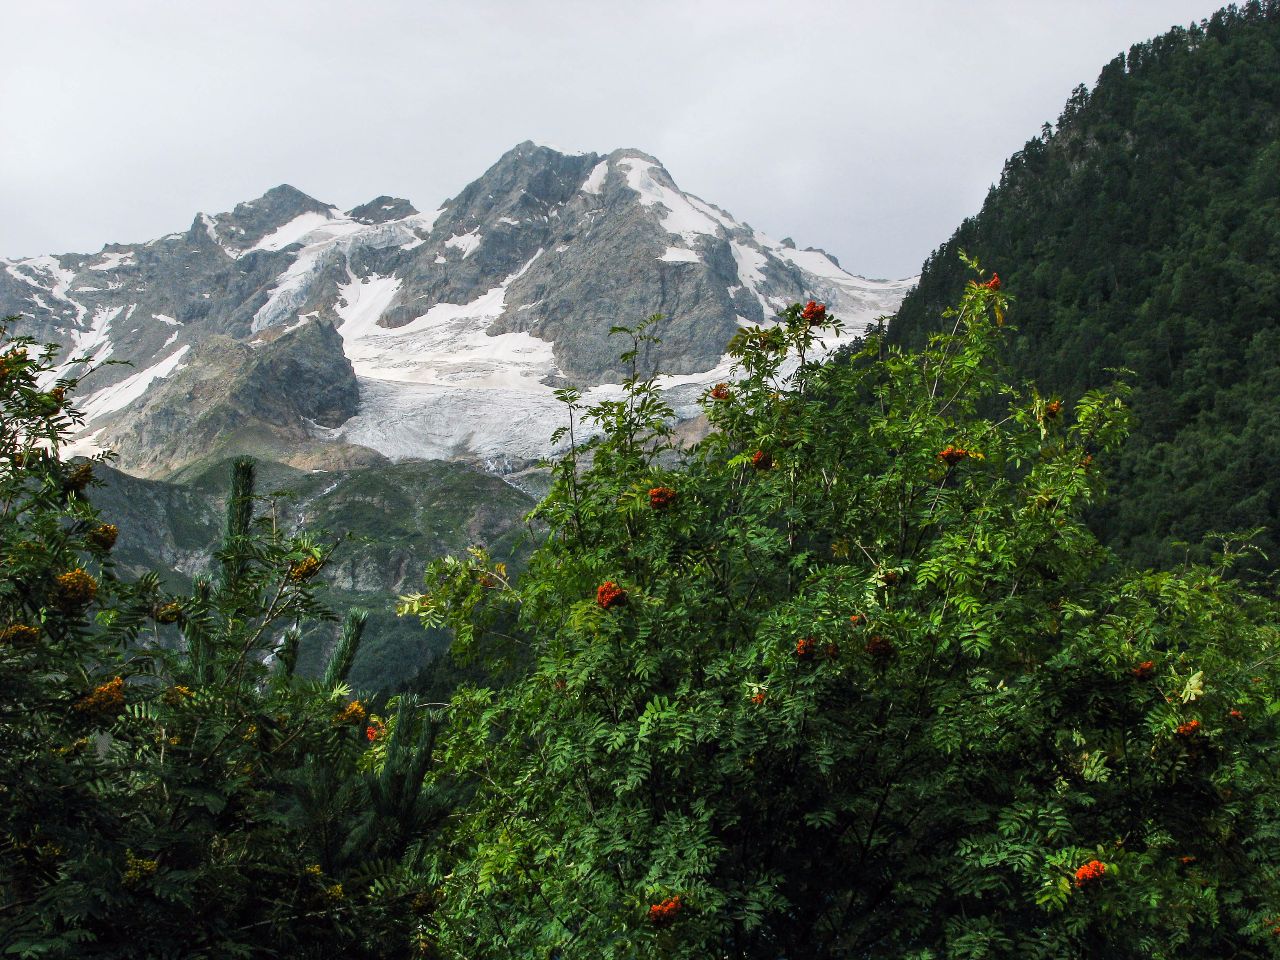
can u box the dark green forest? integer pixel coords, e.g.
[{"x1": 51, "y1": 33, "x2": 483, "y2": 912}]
[{"x1": 891, "y1": 0, "x2": 1280, "y2": 570}]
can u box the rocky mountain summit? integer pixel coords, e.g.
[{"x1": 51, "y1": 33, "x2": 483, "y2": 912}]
[{"x1": 3, "y1": 142, "x2": 913, "y2": 477}]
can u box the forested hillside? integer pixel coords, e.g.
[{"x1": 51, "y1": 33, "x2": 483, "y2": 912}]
[{"x1": 890, "y1": 1, "x2": 1280, "y2": 568}]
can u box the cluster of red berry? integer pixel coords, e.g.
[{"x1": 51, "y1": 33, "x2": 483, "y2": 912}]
[
  {"x1": 937, "y1": 445, "x2": 972, "y2": 467},
  {"x1": 597, "y1": 581, "x2": 627, "y2": 610},
  {"x1": 1176, "y1": 719, "x2": 1201, "y2": 737},
  {"x1": 648, "y1": 487, "x2": 677, "y2": 510},
  {"x1": 983, "y1": 273, "x2": 1001, "y2": 291},
  {"x1": 801, "y1": 300, "x2": 827, "y2": 324},
  {"x1": 1131, "y1": 660, "x2": 1156, "y2": 680},
  {"x1": 648, "y1": 894, "x2": 683, "y2": 927},
  {"x1": 1074, "y1": 859, "x2": 1106, "y2": 887},
  {"x1": 752, "y1": 450, "x2": 773, "y2": 471},
  {"x1": 709, "y1": 383, "x2": 730, "y2": 401},
  {"x1": 795, "y1": 637, "x2": 816, "y2": 659}
]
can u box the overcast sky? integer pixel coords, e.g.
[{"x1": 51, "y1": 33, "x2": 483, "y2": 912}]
[{"x1": 2, "y1": 0, "x2": 1220, "y2": 278}]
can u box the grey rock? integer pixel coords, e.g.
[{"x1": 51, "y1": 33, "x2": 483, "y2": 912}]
[{"x1": 348, "y1": 196, "x2": 419, "y2": 224}]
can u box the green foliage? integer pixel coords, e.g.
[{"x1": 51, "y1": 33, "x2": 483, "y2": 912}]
[
  {"x1": 409, "y1": 285, "x2": 1280, "y2": 957},
  {"x1": 891, "y1": 1, "x2": 1280, "y2": 570},
  {"x1": 0, "y1": 321, "x2": 445, "y2": 958}
]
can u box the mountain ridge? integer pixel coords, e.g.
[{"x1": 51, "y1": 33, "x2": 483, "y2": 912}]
[{"x1": 3, "y1": 142, "x2": 914, "y2": 477}]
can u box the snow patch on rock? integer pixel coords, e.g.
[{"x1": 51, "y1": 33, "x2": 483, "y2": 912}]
[
  {"x1": 80, "y1": 345, "x2": 191, "y2": 421},
  {"x1": 89, "y1": 251, "x2": 136, "y2": 271},
  {"x1": 581, "y1": 160, "x2": 609, "y2": 195},
  {"x1": 444, "y1": 230, "x2": 482, "y2": 258},
  {"x1": 658, "y1": 247, "x2": 701, "y2": 263}
]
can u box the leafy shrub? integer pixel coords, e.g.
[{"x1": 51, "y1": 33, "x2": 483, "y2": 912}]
[{"x1": 406, "y1": 277, "x2": 1280, "y2": 958}]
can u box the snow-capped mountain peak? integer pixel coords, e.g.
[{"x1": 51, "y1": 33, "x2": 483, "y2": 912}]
[{"x1": 1, "y1": 144, "x2": 915, "y2": 477}]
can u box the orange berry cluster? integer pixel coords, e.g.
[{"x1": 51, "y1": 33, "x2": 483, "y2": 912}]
[
  {"x1": 335, "y1": 700, "x2": 367, "y2": 725},
  {"x1": 153, "y1": 602, "x2": 183, "y2": 625},
  {"x1": 864, "y1": 635, "x2": 894, "y2": 661},
  {"x1": 62, "y1": 462, "x2": 94, "y2": 494},
  {"x1": 86, "y1": 523, "x2": 118, "y2": 551},
  {"x1": 0, "y1": 623, "x2": 39, "y2": 645},
  {"x1": 75, "y1": 676, "x2": 125, "y2": 716},
  {"x1": 54, "y1": 569, "x2": 98, "y2": 611},
  {"x1": 801, "y1": 300, "x2": 827, "y2": 324},
  {"x1": 597, "y1": 581, "x2": 627, "y2": 610},
  {"x1": 648, "y1": 487, "x2": 676, "y2": 510},
  {"x1": 1074, "y1": 859, "x2": 1105, "y2": 887},
  {"x1": 937, "y1": 445, "x2": 972, "y2": 467},
  {"x1": 709, "y1": 383, "x2": 730, "y2": 401},
  {"x1": 288, "y1": 555, "x2": 321, "y2": 583},
  {"x1": 752, "y1": 450, "x2": 773, "y2": 471},
  {"x1": 1130, "y1": 660, "x2": 1155, "y2": 680},
  {"x1": 795, "y1": 637, "x2": 816, "y2": 659},
  {"x1": 648, "y1": 894, "x2": 683, "y2": 927},
  {"x1": 1176, "y1": 719, "x2": 1201, "y2": 737}
]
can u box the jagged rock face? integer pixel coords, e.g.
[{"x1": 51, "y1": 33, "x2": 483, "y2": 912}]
[
  {"x1": 92, "y1": 318, "x2": 366, "y2": 477},
  {"x1": 2, "y1": 141, "x2": 914, "y2": 476},
  {"x1": 348, "y1": 196, "x2": 419, "y2": 225}
]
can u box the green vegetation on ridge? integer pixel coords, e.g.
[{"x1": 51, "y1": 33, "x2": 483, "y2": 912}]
[{"x1": 891, "y1": 0, "x2": 1280, "y2": 569}]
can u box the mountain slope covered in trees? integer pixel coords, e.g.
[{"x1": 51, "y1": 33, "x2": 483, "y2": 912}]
[{"x1": 890, "y1": 1, "x2": 1280, "y2": 568}]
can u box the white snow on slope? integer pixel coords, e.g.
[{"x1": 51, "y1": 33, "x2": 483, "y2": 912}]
[
  {"x1": 6, "y1": 256, "x2": 86, "y2": 323},
  {"x1": 250, "y1": 211, "x2": 337, "y2": 252},
  {"x1": 444, "y1": 230, "x2": 482, "y2": 258},
  {"x1": 250, "y1": 215, "x2": 414, "y2": 332},
  {"x1": 581, "y1": 160, "x2": 609, "y2": 195},
  {"x1": 658, "y1": 247, "x2": 701, "y2": 263},
  {"x1": 89, "y1": 251, "x2": 136, "y2": 271},
  {"x1": 729, "y1": 241, "x2": 774, "y2": 317},
  {"x1": 616, "y1": 157, "x2": 723, "y2": 242},
  {"x1": 80, "y1": 345, "x2": 191, "y2": 420},
  {"x1": 199, "y1": 213, "x2": 222, "y2": 247},
  {"x1": 336, "y1": 251, "x2": 551, "y2": 388},
  {"x1": 335, "y1": 273, "x2": 403, "y2": 343},
  {"x1": 70, "y1": 305, "x2": 121, "y2": 366}
]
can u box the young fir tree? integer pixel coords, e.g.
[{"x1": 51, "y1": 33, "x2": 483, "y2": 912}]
[
  {"x1": 0, "y1": 321, "x2": 449, "y2": 959},
  {"x1": 404, "y1": 274, "x2": 1280, "y2": 959}
]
